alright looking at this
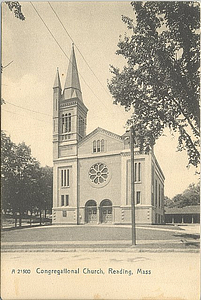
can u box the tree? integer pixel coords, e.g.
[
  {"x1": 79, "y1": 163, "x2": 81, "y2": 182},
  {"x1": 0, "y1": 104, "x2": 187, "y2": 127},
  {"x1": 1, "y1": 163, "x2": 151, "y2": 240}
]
[
  {"x1": 14, "y1": 142, "x2": 40, "y2": 226},
  {"x1": 182, "y1": 182, "x2": 200, "y2": 206},
  {"x1": 171, "y1": 193, "x2": 187, "y2": 208},
  {"x1": 164, "y1": 196, "x2": 174, "y2": 208},
  {"x1": 108, "y1": 1, "x2": 200, "y2": 167},
  {"x1": 32, "y1": 166, "x2": 53, "y2": 224},
  {"x1": 1, "y1": 131, "x2": 53, "y2": 227},
  {"x1": 164, "y1": 182, "x2": 200, "y2": 208},
  {"x1": 1, "y1": 131, "x2": 17, "y2": 213},
  {"x1": 5, "y1": 1, "x2": 25, "y2": 20},
  {"x1": 40, "y1": 166, "x2": 53, "y2": 217}
]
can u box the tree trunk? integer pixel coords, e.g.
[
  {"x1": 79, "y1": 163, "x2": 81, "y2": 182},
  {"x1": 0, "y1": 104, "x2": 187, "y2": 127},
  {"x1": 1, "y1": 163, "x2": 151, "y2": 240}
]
[
  {"x1": 19, "y1": 206, "x2": 22, "y2": 227},
  {"x1": 14, "y1": 211, "x2": 17, "y2": 228},
  {"x1": 19, "y1": 213, "x2": 22, "y2": 227},
  {"x1": 30, "y1": 209, "x2": 32, "y2": 226},
  {"x1": 40, "y1": 209, "x2": 42, "y2": 225}
]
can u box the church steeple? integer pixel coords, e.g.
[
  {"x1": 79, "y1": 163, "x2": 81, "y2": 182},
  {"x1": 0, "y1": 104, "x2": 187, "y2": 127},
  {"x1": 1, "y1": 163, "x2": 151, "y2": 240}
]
[
  {"x1": 53, "y1": 67, "x2": 61, "y2": 90},
  {"x1": 63, "y1": 43, "x2": 83, "y2": 102}
]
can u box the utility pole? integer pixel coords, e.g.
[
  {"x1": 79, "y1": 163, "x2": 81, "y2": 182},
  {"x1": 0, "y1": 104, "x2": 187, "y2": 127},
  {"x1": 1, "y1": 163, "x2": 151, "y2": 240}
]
[{"x1": 130, "y1": 126, "x2": 136, "y2": 245}]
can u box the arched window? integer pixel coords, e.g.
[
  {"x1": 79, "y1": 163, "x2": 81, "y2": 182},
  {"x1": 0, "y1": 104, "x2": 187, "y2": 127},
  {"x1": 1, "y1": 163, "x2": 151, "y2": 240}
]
[
  {"x1": 62, "y1": 113, "x2": 71, "y2": 133},
  {"x1": 62, "y1": 114, "x2": 65, "y2": 133},
  {"x1": 101, "y1": 139, "x2": 104, "y2": 152},
  {"x1": 93, "y1": 140, "x2": 96, "y2": 153},
  {"x1": 97, "y1": 140, "x2": 100, "y2": 152},
  {"x1": 93, "y1": 139, "x2": 105, "y2": 153},
  {"x1": 67, "y1": 113, "x2": 71, "y2": 132},
  {"x1": 65, "y1": 114, "x2": 68, "y2": 132},
  {"x1": 78, "y1": 116, "x2": 85, "y2": 137}
]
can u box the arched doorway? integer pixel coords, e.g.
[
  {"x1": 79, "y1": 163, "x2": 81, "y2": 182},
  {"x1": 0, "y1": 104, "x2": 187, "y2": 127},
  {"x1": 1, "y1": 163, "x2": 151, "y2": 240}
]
[
  {"x1": 100, "y1": 199, "x2": 112, "y2": 224},
  {"x1": 85, "y1": 200, "x2": 97, "y2": 224}
]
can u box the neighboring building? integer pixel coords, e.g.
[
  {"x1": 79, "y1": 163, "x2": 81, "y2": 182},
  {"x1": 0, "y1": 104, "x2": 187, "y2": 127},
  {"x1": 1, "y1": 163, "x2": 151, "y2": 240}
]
[
  {"x1": 52, "y1": 45, "x2": 165, "y2": 225},
  {"x1": 165, "y1": 206, "x2": 200, "y2": 224}
]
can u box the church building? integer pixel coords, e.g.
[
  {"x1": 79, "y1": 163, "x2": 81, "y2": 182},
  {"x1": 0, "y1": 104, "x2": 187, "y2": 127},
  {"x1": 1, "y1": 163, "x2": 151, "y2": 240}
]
[{"x1": 52, "y1": 45, "x2": 165, "y2": 225}]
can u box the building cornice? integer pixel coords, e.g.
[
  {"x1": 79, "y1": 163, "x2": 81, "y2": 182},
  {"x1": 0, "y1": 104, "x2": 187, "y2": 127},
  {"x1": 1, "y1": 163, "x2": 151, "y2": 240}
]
[
  {"x1": 78, "y1": 127, "x2": 123, "y2": 147},
  {"x1": 60, "y1": 97, "x2": 88, "y2": 113}
]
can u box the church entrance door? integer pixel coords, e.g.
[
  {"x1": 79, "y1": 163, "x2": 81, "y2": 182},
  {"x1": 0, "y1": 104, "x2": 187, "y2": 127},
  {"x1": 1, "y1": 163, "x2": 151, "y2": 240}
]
[
  {"x1": 100, "y1": 199, "x2": 112, "y2": 224},
  {"x1": 85, "y1": 200, "x2": 97, "y2": 224}
]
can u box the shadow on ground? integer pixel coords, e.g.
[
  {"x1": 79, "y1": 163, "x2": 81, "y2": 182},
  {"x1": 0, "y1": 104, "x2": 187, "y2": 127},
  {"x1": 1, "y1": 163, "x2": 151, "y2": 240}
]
[
  {"x1": 173, "y1": 233, "x2": 200, "y2": 240},
  {"x1": 1, "y1": 223, "x2": 52, "y2": 232},
  {"x1": 173, "y1": 232, "x2": 200, "y2": 248}
]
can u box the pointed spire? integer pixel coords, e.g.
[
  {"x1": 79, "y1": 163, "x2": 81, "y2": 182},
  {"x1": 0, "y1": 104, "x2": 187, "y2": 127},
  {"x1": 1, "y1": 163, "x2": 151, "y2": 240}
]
[
  {"x1": 53, "y1": 67, "x2": 61, "y2": 90},
  {"x1": 63, "y1": 43, "x2": 83, "y2": 101}
]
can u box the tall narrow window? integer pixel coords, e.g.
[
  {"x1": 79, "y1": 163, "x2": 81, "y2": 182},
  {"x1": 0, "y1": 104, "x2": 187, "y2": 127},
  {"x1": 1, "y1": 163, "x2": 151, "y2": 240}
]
[
  {"x1": 61, "y1": 195, "x2": 64, "y2": 206},
  {"x1": 97, "y1": 140, "x2": 100, "y2": 152},
  {"x1": 155, "y1": 179, "x2": 157, "y2": 206},
  {"x1": 64, "y1": 170, "x2": 66, "y2": 186},
  {"x1": 138, "y1": 163, "x2": 141, "y2": 181},
  {"x1": 56, "y1": 99, "x2": 57, "y2": 111},
  {"x1": 67, "y1": 169, "x2": 69, "y2": 187},
  {"x1": 65, "y1": 114, "x2": 68, "y2": 132},
  {"x1": 62, "y1": 113, "x2": 72, "y2": 133},
  {"x1": 61, "y1": 169, "x2": 70, "y2": 187},
  {"x1": 62, "y1": 114, "x2": 65, "y2": 133},
  {"x1": 101, "y1": 139, "x2": 104, "y2": 152},
  {"x1": 78, "y1": 116, "x2": 84, "y2": 137},
  {"x1": 159, "y1": 184, "x2": 161, "y2": 208},
  {"x1": 136, "y1": 191, "x2": 141, "y2": 204},
  {"x1": 93, "y1": 140, "x2": 96, "y2": 153},
  {"x1": 68, "y1": 113, "x2": 71, "y2": 132},
  {"x1": 61, "y1": 170, "x2": 63, "y2": 187},
  {"x1": 134, "y1": 163, "x2": 137, "y2": 182},
  {"x1": 63, "y1": 211, "x2": 67, "y2": 217},
  {"x1": 78, "y1": 116, "x2": 81, "y2": 135},
  {"x1": 81, "y1": 117, "x2": 84, "y2": 136},
  {"x1": 66, "y1": 195, "x2": 69, "y2": 206}
]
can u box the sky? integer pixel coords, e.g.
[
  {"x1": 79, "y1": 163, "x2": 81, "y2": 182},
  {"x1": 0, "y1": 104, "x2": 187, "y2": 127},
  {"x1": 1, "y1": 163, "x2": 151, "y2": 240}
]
[{"x1": 2, "y1": 2, "x2": 199, "y2": 198}]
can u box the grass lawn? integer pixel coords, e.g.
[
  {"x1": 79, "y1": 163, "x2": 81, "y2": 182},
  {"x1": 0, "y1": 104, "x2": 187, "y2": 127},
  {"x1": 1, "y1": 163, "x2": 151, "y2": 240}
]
[{"x1": 1, "y1": 224, "x2": 199, "y2": 243}]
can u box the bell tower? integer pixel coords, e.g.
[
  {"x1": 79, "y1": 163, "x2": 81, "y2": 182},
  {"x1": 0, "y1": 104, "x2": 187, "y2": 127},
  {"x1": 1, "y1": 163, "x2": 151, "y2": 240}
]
[{"x1": 53, "y1": 44, "x2": 88, "y2": 159}]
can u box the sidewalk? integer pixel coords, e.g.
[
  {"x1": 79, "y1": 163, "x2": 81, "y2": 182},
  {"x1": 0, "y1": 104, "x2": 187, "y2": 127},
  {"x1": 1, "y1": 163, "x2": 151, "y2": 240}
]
[{"x1": 1, "y1": 238, "x2": 199, "y2": 253}]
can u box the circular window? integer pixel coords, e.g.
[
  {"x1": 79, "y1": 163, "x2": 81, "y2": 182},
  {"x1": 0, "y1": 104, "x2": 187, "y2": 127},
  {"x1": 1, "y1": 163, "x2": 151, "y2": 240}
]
[{"x1": 89, "y1": 163, "x2": 109, "y2": 185}]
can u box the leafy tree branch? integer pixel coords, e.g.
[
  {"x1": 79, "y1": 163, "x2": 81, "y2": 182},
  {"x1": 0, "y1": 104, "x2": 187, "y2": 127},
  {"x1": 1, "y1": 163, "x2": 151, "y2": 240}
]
[{"x1": 108, "y1": 1, "x2": 200, "y2": 167}]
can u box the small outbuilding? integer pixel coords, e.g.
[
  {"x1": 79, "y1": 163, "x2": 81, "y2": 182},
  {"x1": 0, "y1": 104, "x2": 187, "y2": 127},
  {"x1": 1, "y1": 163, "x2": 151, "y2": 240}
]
[{"x1": 165, "y1": 206, "x2": 200, "y2": 224}]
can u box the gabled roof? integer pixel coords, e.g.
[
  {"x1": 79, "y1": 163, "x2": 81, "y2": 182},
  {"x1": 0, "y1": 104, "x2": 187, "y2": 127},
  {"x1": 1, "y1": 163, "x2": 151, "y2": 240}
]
[{"x1": 78, "y1": 127, "x2": 123, "y2": 147}]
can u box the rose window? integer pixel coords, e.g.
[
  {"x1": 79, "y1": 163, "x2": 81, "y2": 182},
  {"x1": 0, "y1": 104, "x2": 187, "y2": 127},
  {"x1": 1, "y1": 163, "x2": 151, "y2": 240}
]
[{"x1": 89, "y1": 163, "x2": 109, "y2": 184}]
